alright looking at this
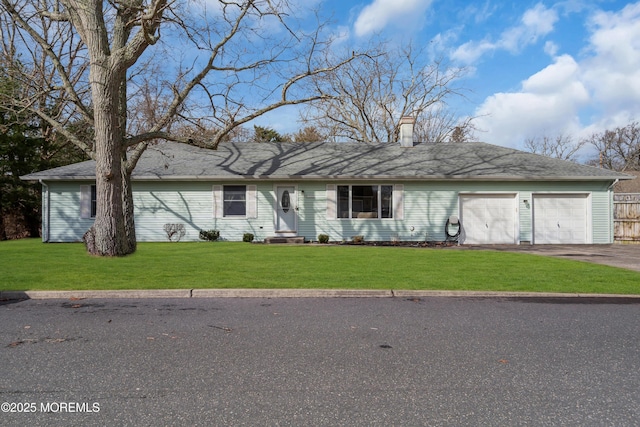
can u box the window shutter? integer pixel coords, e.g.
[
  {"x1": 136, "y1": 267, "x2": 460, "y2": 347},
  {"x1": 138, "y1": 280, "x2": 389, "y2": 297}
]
[
  {"x1": 247, "y1": 185, "x2": 257, "y2": 218},
  {"x1": 326, "y1": 184, "x2": 336, "y2": 219},
  {"x1": 393, "y1": 184, "x2": 404, "y2": 220},
  {"x1": 80, "y1": 185, "x2": 91, "y2": 219},
  {"x1": 213, "y1": 185, "x2": 223, "y2": 218}
]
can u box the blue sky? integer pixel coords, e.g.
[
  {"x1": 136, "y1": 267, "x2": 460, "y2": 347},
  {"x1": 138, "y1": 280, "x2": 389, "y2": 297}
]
[{"x1": 253, "y1": 0, "x2": 640, "y2": 155}]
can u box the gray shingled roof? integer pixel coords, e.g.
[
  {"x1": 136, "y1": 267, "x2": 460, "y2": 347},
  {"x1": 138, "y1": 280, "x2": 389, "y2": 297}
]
[
  {"x1": 21, "y1": 141, "x2": 633, "y2": 182},
  {"x1": 614, "y1": 171, "x2": 640, "y2": 192}
]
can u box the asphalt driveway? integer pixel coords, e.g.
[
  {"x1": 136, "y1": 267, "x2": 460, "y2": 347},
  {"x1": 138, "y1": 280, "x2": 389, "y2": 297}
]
[{"x1": 467, "y1": 244, "x2": 640, "y2": 272}]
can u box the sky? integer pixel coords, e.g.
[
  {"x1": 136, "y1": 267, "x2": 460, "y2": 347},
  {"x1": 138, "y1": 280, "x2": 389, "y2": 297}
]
[{"x1": 254, "y1": 0, "x2": 640, "y2": 158}]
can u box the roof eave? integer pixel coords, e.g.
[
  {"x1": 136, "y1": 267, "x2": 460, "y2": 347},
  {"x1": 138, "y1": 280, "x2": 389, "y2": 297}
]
[{"x1": 22, "y1": 174, "x2": 631, "y2": 182}]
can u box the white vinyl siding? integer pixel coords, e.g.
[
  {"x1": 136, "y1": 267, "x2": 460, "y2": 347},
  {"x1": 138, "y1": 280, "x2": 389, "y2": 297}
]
[
  {"x1": 44, "y1": 180, "x2": 615, "y2": 244},
  {"x1": 46, "y1": 182, "x2": 96, "y2": 242},
  {"x1": 213, "y1": 185, "x2": 223, "y2": 218}
]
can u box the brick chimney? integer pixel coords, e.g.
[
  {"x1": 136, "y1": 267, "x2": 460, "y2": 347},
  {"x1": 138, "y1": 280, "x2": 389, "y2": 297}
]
[{"x1": 399, "y1": 116, "x2": 416, "y2": 147}]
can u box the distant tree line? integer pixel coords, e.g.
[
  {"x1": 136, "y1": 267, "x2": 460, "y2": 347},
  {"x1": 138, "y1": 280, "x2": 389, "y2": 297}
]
[
  {"x1": 0, "y1": 68, "x2": 87, "y2": 240},
  {"x1": 524, "y1": 121, "x2": 640, "y2": 172}
]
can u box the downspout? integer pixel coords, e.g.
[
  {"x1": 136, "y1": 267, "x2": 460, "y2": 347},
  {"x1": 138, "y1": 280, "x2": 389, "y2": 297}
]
[
  {"x1": 39, "y1": 180, "x2": 50, "y2": 243},
  {"x1": 608, "y1": 179, "x2": 619, "y2": 244}
]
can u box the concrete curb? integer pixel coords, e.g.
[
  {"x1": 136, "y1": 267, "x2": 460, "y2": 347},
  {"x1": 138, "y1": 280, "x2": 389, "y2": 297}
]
[
  {"x1": 391, "y1": 290, "x2": 640, "y2": 299},
  {"x1": 0, "y1": 289, "x2": 192, "y2": 300},
  {"x1": 2, "y1": 289, "x2": 640, "y2": 300},
  {"x1": 192, "y1": 289, "x2": 393, "y2": 298}
]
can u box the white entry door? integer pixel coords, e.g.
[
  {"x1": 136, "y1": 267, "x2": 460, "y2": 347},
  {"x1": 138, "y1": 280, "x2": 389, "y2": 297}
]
[
  {"x1": 460, "y1": 194, "x2": 517, "y2": 244},
  {"x1": 275, "y1": 186, "x2": 297, "y2": 235},
  {"x1": 533, "y1": 194, "x2": 589, "y2": 244}
]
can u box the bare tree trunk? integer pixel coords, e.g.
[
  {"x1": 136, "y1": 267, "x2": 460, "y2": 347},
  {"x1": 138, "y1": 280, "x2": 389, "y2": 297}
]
[
  {"x1": 121, "y1": 153, "x2": 137, "y2": 254},
  {"x1": 84, "y1": 152, "x2": 128, "y2": 256},
  {"x1": 0, "y1": 198, "x2": 6, "y2": 241},
  {"x1": 83, "y1": 58, "x2": 130, "y2": 256}
]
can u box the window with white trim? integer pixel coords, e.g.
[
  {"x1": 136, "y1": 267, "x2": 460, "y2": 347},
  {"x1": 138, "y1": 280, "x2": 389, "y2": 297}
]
[
  {"x1": 223, "y1": 185, "x2": 246, "y2": 217},
  {"x1": 213, "y1": 185, "x2": 257, "y2": 219},
  {"x1": 80, "y1": 184, "x2": 97, "y2": 219},
  {"x1": 337, "y1": 185, "x2": 393, "y2": 219}
]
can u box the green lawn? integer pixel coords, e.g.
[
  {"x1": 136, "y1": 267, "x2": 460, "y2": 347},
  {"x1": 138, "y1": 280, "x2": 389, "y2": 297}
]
[{"x1": 1, "y1": 239, "x2": 639, "y2": 294}]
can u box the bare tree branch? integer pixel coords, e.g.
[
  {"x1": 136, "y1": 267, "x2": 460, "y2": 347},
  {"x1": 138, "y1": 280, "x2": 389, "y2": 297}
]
[
  {"x1": 302, "y1": 41, "x2": 471, "y2": 143},
  {"x1": 523, "y1": 133, "x2": 586, "y2": 162},
  {"x1": 585, "y1": 121, "x2": 640, "y2": 171}
]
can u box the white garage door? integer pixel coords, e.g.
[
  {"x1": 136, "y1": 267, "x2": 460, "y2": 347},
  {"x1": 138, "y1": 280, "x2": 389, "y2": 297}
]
[
  {"x1": 460, "y1": 194, "x2": 517, "y2": 244},
  {"x1": 533, "y1": 194, "x2": 589, "y2": 244}
]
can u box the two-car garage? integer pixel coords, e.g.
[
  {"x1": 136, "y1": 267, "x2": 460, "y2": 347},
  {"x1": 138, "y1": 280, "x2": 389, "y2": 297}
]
[{"x1": 459, "y1": 193, "x2": 590, "y2": 245}]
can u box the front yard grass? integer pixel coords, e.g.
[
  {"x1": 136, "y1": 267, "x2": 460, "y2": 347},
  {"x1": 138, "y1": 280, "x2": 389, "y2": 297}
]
[{"x1": 1, "y1": 239, "x2": 639, "y2": 294}]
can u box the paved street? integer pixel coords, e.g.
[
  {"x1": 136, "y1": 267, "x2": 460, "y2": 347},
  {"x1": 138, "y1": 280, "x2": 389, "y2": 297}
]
[{"x1": 1, "y1": 297, "x2": 639, "y2": 426}]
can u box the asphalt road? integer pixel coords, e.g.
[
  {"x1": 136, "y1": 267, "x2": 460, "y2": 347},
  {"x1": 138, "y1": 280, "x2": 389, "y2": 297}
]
[{"x1": 1, "y1": 297, "x2": 639, "y2": 426}]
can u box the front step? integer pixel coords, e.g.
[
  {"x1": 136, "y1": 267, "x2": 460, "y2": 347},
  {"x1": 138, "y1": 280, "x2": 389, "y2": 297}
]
[{"x1": 264, "y1": 236, "x2": 305, "y2": 244}]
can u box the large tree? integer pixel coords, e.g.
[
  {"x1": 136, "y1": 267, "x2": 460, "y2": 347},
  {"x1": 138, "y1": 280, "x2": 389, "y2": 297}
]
[
  {"x1": 584, "y1": 122, "x2": 640, "y2": 171},
  {"x1": 0, "y1": 0, "x2": 358, "y2": 256},
  {"x1": 301, "y1": 42, "x2": 472, "y2": 143}
]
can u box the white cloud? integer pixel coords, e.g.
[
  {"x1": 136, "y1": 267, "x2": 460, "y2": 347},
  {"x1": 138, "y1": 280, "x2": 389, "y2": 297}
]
[
  {"x1": 471, "y1": 2, "x2": 640, "y2": 152},
  {"x1": 452, "y1": 3, "x2": 558, "y2": 64},
  {"x1": 451, "y1": 39, "x2": 496, "y2": 64},
  {"x1": 522, "y1": 3, "x2": 558, "y2": 35},
  {"x1": 544, "y1": 41, "x2": 559, "y2": 56},
  {"x1": 582, "y1": 2, "x2": 640, "y2": 114},
  {"x1": 354, "y1": 0, "x2": 434, "y2": 37},
  {"x1": 499, "y1": 3, "x2": 558, "y2": 52},
  {"x1": 473, "y1": 55, "x2": 589, "y2": 148}
]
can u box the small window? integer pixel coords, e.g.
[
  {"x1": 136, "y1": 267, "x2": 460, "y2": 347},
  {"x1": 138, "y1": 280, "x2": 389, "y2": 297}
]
[
  {"x1": 223, "y1": 185, "x2": 246, "y2": 216},
  {"x1": 338, "y1": 185, "x2": 350, "y2": 218},
  {"x1": 90, "y1": 185, "x2": 97, "y2": 218},
  {"x1": 80, "y1": 184, "x2": 97, "y2": 219}
]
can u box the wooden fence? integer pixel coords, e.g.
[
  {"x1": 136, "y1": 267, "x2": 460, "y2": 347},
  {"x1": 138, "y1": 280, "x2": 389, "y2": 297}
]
[{"x1": 614, "y1": 193, "x2": 640, "y2": 243}]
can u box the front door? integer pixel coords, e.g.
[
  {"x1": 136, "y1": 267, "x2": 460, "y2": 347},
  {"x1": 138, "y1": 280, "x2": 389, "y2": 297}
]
[{"x1": 275, "y1": 186, "x2": 297, "y2": 235}]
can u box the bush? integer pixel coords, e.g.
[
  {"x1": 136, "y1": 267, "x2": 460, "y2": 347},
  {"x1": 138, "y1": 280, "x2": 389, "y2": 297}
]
[
  {"x1": 163, "y1": 223, "x2": 185, "y2": 242},
  {"x1": 318, "y1": 234, "x2": 329, "y2": 244},
  {"x1": 243, "y1": 233, "x2": 254, "y2": 243},
  {"x1": 199, "y1": 229, "x2": 220, "y2": 241},
  {"x1": 352, "y1": 235, "x2": 364, "y2": 244}
]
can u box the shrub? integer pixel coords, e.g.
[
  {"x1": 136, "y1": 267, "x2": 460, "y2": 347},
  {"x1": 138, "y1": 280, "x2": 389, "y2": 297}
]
[
  {"x1": 163, "y1": 224, "x2": 185, "y2": 242},
  {"x1": 243, "y1": 233, "x2": 254, "y2": 242},
  {"x1": 318, "y1": 234, "x2": 329, "y2": 244},
  {"x1": 199, "y1": 230, "x2": 220, "y2": 241},
  {"x1": 352, "y1": 235, "x2": 364, "y2": 244}
]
